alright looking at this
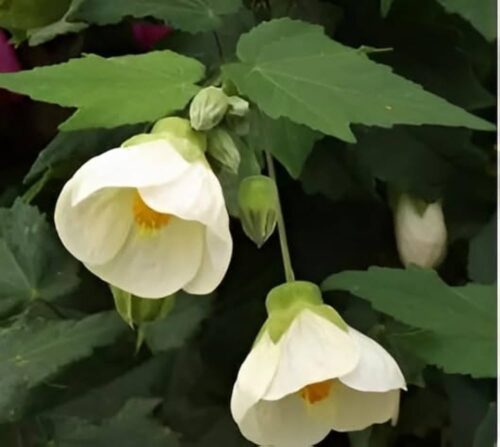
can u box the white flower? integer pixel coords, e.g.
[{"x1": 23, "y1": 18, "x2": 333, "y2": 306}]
[
  {"x1": 231, "y1": 282, "x2": 406, "y2": 447},
  {"x1": 55, "y1": 136, "x2": 232, "y2": 299},
  {"x1": 394, "y1": 193, "x2": 447, "y2": 268}
]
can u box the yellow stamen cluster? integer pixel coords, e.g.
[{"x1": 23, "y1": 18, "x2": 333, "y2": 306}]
[
  {"x1": 132, "y1": 191, "x2": 171, "y2": 231},
  {"x1": 299, "y1": 379, "x2": 334, "y2": 405}
]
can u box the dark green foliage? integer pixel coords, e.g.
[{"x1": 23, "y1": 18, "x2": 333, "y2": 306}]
[{"x1": 0, "y1": 0, "x2": 495, "y2": 445}]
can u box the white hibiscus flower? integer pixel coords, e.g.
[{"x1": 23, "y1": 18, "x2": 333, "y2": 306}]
[
  {"x1": 55, "y1": 118, "x2": 232, "y2": 299},
  {"x1": 231, "y1": 281, "x2": 406, "y2": 447}
]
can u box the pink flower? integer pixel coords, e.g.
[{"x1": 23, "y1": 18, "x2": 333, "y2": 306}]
[
  {"x1": 0, "y1": 30, "x2": 20, "y2": 73},
  {"x1": 132, "y1": 23, "x2": 172, "y2": 51},
  {"x1": 0, "y1": 30, "x2": 21, "y2": 102}
]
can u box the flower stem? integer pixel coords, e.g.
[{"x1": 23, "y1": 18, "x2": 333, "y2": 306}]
[{"x1": 265, "y1": 150, "x2": 295, "y2": 282}]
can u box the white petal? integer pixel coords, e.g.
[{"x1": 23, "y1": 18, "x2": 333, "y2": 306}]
[
  {"x1": 231, "y1": 333, "x2": 280, "y2": 424},
  {"x1": 139, "y1": 162, "x2": 232, "y2": 295},
  {"x1": 329, "y1": 383, "x2": 400, "y2": 432},
  {"x1": 263, "y1": 310, "x2": 360, "y2": 401},
  {"x1": 55, "y1": 181, "x2": 133, "y2": 265},
  {"x1": 70, "y1": 140, "x2": 191, "y2": 205},
  {"x1": 138, "y1": 161, "x2": 225, "y2": 226},
  {"x1": 237, "y1": 392, "x2": 334, "y2": 447},
  {"x1": 86, "y1": 217, "x2": 204, "y2": 298},
  {"x1": 340, "y1": 328, "x2": 406, "y2": 392},
  {"x1": 183, "y1": 207, "x2": 232, "y2": 294}
]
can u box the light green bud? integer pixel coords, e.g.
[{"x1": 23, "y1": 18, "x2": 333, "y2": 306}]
[
  {"x1": 207, "y1": 128, "x2": 241, "y2": 174},
  {"x1": 111, "y1": 286, "x2": 175, "y2": 328},
  {"x1": 227, "y1": 96, "x2": 249, "y2": 117},
  {"x1": 257, "y1": 281, "x2": 347, "y2": 343},
  {"x1": 238, "y1": 175, "x2": 278, "y2": 248},
  {"x1": 121, "y1": 117, "x2": 207, "y2": 163},
  {"x1": 189, "y1": 86, "x2": 229, "y2": 131},
  {"x1": 151, "y1": 116, "x2": 207, "y2": 151}
]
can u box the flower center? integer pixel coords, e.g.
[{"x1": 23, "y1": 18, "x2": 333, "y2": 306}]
[
  {"x1": 132, "y1": 191, "x2": 171, "y2": 231},
  {"x1": 299, "y1": 379, "x2": 334, "y2": 405}
]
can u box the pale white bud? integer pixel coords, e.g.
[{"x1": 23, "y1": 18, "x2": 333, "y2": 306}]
[{"x1": 394, "y1": 194, "x2": 447, "y2": 268}]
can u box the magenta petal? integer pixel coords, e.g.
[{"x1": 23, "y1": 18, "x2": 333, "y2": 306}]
[
  {"x1": 132, "y1": 23, "x2": 172, "y2": 51},
  {"x1": 0, "y1": 30, "x2": 21, "y2": 73}
]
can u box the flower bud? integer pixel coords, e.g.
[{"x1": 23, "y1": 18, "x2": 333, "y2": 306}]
[
  {"x1": 207, "y1": 128, "x2": 241, "y2": 174},
  {"x1": 111, "y1": 286, "x2": 175, "y2": 327},
  {"x1": 238, "y1": 175, "x2": 278, "y2": 248},
  {"x1": 393, "y1": 193, "x2": 447, "y2": 268},
  {"x1": 227, "y1": 96, "x2": 249, "y2": 117},
  {"x1": 189, "y1": 86, "x2": 229, "y2": 131}
]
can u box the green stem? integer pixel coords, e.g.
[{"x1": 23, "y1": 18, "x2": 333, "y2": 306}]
[{"x1": 265, "y1": 150, "x2": 295, "y2": 283}]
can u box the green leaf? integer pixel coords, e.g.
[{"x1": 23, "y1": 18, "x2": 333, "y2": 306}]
[
  {"x1": 437, "y1": 0, "x2": 496, "y2": 42},
  {"x1": 389, "y1": 329, "x2": 496, "y2": 377},
  {"x1": 323, "y1": 267, "x2": 496, "y2": 377},
  {"x1": 142, "y1": 293, "x2": 211, "y2": 353},
  {"x1": 382, "y1": 0, "x2": 496, "y2": 41},
  {"x1": 0, "y1": 311, "x2": 126, "y2": 422},
  {"x1": 353, "y1": 127, "x2": 488, "y2": 201},
  {"x1": 223, "y1": 19, "x2": 493, "y2": 143},
  {"x1": 27, "y1": 0, "x2": 87, "y2": 46},
  {"x1": 0, "y1": 51, "x2": 205, "y2": 131},
  {"x1": 50, "y1": 353, "x2": 175, "y2": 422},
  {"x1": 468, "y1": 214, "x2": 497, "y2": 284},
  {"x1": 0, "y1": 0, "x2": 70, "y2": 31},
  {"x1": 397, "y1": 388, "x2": 448, "y2": 437},
  {"x1": 53, "y1": 398, "x2": 179, "y2": 447},
  {"x1": 0, "y1": 200, "x2": 79, "y2": 305},
  {"x1": 72, "y1": 0, "x2": 242, "y2": 33},
  {"x1": 300, "y1": 140, "x2": 376, "y2": 202},
  {"x1": 248, "y1": 111, "x2": 322, "y2": 178},
  {"x1": 473, "y1": 403, "x2": 497, "y2": 447},
  {"x1": 25, "y1": 125, "x2": 144, "y2": 184}
]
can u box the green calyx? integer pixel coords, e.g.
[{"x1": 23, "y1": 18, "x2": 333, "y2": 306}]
[
  {"x1": 259, "y1": 281, "x2": 348, "y2": 343},
  {"x1": 238, "y1": 175, "x2": 279, "y2": 248},
  {"x1": 121, "y1": 117, "x2": 207, "y2": 163},
  {"x1": 111, "y1": 286, "x2": 175, "y2": 328}
]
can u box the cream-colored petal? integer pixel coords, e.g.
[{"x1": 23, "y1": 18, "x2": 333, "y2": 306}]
[
  {"x1": 139, "y1": 162, "x2": 232, "y2": 294},
  {"x1": 329, "y1": 383, "x2": 400, "y2": 432},
  {"x1": 138, "y1": 161, "x2": 225, "y2": 227},
  {"x1": 86, "y1": 217, "x2": 204, "y2": 298},
  {"x1": 55, "y1": 180, "x2": 133, "y2": 265},
  {"x1": 340, "y1": 328, "x2": 406, "y2": 392},
  {"x1": 264, "y1": 310, "x2": 360, "y2": 401},
  {"x1": 183, "y1": 207, "x2": 232, "y2": 294},
  {"x1": 237, "y1": 392, "x2": 334, "y2": 447},
  {"x1": 70, "y1": 140, "x2": 191, "y2": 205},
  {"x1": 231, "y1": 333, "x2": 280, "y2": 424}
]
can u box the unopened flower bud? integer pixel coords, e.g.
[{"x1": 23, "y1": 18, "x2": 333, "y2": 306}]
[
  {"x1": 189, "y1": 86, "x2": 229, "y2": 131},
  {"x1": 227, "y1": 96, "x2": 249, "y2": 117},
  {"x1": 111, "y1": 286, "x2": 175, "y2": 327},
  {"x1": 207, "y1": 128, "x2": 241, "y2": 174},
  {"x1": 238, "y1": 175, "x2": 278, "y2": 248},
  {"x1": 393, "y1": 193, "x2": 447, "y2": 268}
]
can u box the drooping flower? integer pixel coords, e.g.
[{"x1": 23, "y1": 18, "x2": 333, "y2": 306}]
[
  {"x1": 55, "y1": 118, "x2": 232, "y2": 299},
  {"x1": 132, "y1": 22, "x2": 172, "y2": 51},
  {"x1": 231, "y1": 281, "x2": 406, "y2": 447},
  {"x1": 393, "y1": 193, "x2": 447, "y2": 268}
]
